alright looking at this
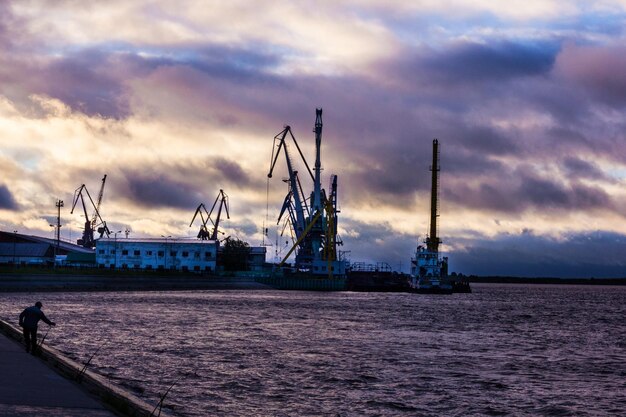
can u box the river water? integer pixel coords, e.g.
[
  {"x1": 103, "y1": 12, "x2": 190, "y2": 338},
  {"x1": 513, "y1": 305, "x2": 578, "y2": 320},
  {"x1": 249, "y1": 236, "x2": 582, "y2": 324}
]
[{"x1": 1, "y1": 284, "x2": 625, "y2": 416}]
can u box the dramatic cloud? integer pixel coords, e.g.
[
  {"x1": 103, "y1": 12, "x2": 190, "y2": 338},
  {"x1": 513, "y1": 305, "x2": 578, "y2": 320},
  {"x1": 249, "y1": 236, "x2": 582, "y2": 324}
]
[
  {"x1": 421, "y1": 41, "x2": 558, "y2": 84},
  {"x1": 450, "y1": 230, "x2": 626, "y2": 278},
  {"x1": 2, "y1": 1, "x2": 626, "y2": 276},
  {"x1": 0, "y1": 185, "x2": 18, "y2": 210},
  {"x1": 445, "y1": 167, "x2": 614, "y2": 214},
  {"x1": 555, "y1": 43, "x2": 626, "y2": 107},
  {"x1": 562, "y1": 157, "x2": 608, "y2": 180}
]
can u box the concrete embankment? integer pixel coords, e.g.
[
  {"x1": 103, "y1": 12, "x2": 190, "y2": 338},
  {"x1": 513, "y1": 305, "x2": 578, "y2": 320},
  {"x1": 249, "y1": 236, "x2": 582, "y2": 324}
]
[
  {"x1": 0, "y1": 319, "x2": 166, "y2": 417},
  {"x1": 0, "y1": 273, "x2": 272, "y2": 292}
]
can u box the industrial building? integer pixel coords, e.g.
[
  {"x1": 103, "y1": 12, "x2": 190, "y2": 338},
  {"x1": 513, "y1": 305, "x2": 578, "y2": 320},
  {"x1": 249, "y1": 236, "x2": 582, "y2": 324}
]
[
  {"x1": 95, "y1": 237, "x2": 218, "y2": 272},
  {"x1": 0, "y1": 230, "x2": 95, "y2": 266}
]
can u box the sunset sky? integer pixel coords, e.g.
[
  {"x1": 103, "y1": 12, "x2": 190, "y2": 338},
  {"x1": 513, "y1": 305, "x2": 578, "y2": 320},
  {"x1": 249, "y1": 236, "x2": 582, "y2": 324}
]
[{"x1": 1, "y1": 1, "x2": 626, "y2": 277}]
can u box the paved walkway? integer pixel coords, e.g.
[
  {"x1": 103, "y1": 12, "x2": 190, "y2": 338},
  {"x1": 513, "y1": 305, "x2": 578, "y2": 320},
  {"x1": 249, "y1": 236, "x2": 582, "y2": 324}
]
[{"x1": 0, "y1": 333, "x2": 117, "y2": 417}]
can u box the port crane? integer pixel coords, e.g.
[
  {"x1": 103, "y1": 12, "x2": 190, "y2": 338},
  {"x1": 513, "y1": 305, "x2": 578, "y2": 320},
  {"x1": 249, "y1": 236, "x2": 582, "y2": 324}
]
[
  {"x1": 268, "y1": 109, "x2": 345, "y2": 276},
  {"x1": 70, "y1": 175, "x2": 110, "y2": 248},
  {"x1": 189, "y1": 189, "x2": 230, "y2": 241}
]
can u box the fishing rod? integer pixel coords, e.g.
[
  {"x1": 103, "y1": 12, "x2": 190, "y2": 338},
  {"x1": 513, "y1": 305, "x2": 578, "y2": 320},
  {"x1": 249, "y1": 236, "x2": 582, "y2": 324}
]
[
  {"x1": 150, "y1": 375, "x2": 184, "y2": 417},
  {"x1": 38, "y1": 325, "x2": 52, "y2": 348},
  {"x1": 76, "y1": 341, "x2": 107, "y2": 382}
]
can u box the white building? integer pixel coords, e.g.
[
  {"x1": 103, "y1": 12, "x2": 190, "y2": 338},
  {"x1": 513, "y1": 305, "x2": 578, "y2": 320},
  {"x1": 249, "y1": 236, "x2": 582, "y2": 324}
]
[{"x1": 95, "y1": 238, "x2": 218, "y2": 272}]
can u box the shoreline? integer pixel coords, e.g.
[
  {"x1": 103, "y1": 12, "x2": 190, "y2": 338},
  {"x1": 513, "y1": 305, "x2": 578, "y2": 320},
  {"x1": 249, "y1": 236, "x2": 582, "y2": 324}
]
[
  {"x1": 469, "y1": 276, "x2": 626, "y2": 285},
  {"x1": 2, "y1": 271, "x2": 625, "y2": 293},
  {"x1": 0, "y1": 319, "x2": 165, "y2": 416},
  {"x1": 0, "y1": 273, "x2": 272, "y2": 292}
]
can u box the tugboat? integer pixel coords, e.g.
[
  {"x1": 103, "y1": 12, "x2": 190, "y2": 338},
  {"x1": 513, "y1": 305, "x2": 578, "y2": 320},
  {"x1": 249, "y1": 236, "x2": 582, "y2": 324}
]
[
  {"x1": 409, "y1": 139, "x2": 466, "y2": 294},
  {"x1": 411, "y1": 244, "x2": 453, "y2": 294}
]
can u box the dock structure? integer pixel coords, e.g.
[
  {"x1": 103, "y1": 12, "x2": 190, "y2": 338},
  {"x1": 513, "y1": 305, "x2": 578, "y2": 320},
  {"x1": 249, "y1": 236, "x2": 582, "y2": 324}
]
[
  {"x1": 0, "y1": 320, "x2": 162, "y2": 417},
  {"x1": 0, "y1": 333, "x2": 116, "y2": 416}
]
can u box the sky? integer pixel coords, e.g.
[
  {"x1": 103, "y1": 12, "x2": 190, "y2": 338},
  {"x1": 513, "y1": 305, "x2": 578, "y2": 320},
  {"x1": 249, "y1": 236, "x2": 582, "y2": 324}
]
[{"x1": 1, "y1": 1, "x2": 626, "y2": 277}]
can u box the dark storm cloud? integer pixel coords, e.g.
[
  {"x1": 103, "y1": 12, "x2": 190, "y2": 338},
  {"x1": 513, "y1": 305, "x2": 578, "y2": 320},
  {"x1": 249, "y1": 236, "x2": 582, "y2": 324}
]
[
  {"x1": 519, "y1": 176, "x2": 570, "y2": 207},
  {"x1": 42, "y1": 49, "x2": 132, "y2": 118},
  {"x1": 443, "y1": 149, "x2": 506, "y2": 176},
  {"x1": 445, "y1": 182, "x2": 520, "y2": 213},
  {"x1": 444, "y1": 168, "x2": 613, "y2": 214},
  {"x1": 333, "y1": 123, "x2": 516, "y2": 209},
  {"x1": 184, "y1": 44, "x2": 281, "y2": 80},
  {"x1": 0, "y1": 3, "x2": 22, "y2": 50},
  {"x1": 563, "y1": 157, "x2": 610, "y2": 181},
  {"x1": 113, "y1": 156, "x2": 260, "y2": 209},
  {"x1": 555, "y1": 43, "x2": 626, "y2": 107},
  {"x1": 456, "y1": 125, "x2": 519, "y2": 155},
  {"x1": 1, "y1": 36, "x2": 284, "y2": 119},
  {"x1": 121, "y1": 173, "x2": 200, "y2": 209},
  {"x1": 450, "y1": 230, "x2": 626, "y2": 278},
  {"x1": 422, "y1": 41, "x2": 558, "y2": 82},
  {"x1": 383, "y1": 40, "x2": 558, "y2": 90},
  {"x1": 0, "y1": 50, "x2": 136, "y2": 118},
  {"x1": 212, "y1": 157, "x2": 253, "y2": 186},
  {"x1": 0, "y1": 184, "x2": 18, "y2": 210},
  {"x1": 519, "y1": 173, "x2": 612, "y2": 211}
]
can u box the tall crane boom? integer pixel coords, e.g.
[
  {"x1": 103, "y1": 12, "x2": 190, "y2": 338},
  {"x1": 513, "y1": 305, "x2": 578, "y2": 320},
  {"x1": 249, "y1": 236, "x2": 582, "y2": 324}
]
[
  {"x1": 190, "y1": 190, "x2": 230, "y2": 241},
  {"x1": 426, "y1": 139, "x2": 441, "y2": 253},
  {"x1": 189, "y1": 203, "x2": 211, "y2": 240},
  {"x1": 92, "y1": 175, "x2": 107, "y2": 226},
  {"x1": 209, "y1": 189, "x2": 230, "y2": 241},
  {"x1": 70, "y1": 177, "x2": 110, "y2": 248},
  {"x1": 268, "y1": 127, "x2": 310, "y2": 241}
]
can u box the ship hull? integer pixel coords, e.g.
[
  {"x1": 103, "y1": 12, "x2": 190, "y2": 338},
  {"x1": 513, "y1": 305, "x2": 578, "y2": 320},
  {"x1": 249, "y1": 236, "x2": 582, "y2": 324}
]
[
  {"x1": 257, "y1": 275, "x2": 347, "y2": 291},
  {"x1": 409, "y1": 286, "x2": 453, "y2": 294}
]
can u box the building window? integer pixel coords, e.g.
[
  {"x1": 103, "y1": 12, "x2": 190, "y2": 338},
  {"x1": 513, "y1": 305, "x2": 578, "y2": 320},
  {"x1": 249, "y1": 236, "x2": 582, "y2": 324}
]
[
  {"x1": 122, "y1": 250, "x2": 128, "y2": 255},
  {"x1": 158, "y1": 265, "x2": 164, "y2": 270},
  {"x1": 111, "y1": 250, "x2": 116, "y2": 255},
  {"x1": 147, "y1": 251, "x2": 153, "y2": 256},
  {"x1": 134, "y1": 264, "x2": 140, "y2": 269},
  {"x1": 98, "y1": 249, "x2": 105, "y2": 254},
  {"x1": 194, "y1": 265, "x2": 200, "y2": 271},
  {"x1": 134, "y1": 250, "x2": 140, "y2": 256},
  {"x1": 122, "y1": 263, "x2": 128, "y2": 269},
  {"x1": 194, "y1": 251, "x2": 200, "y2": 259},
  {"x1": 205, "y1": 251, "x2": 212, "y2": 258},
  {"x1": 182, "y1": 266, "x2": 189, "y2": 272},
  {"x1": 110, "y1": 264, "x2": 115, "y2": 269},
  {"x1": 205, "y1": 266, "x2": 212, "y2": 272},
  {"x1": 146, "y1": 265, "x2": 153, "y2": 270},
  {"x1": 99, "y1": 263, "x2": 105, "y2": 268},
  {"x1": 158, "y1": 251, "x2": 164, "y2": 257},
  {"x1": 182, "y1": 251, "x2": 189, "y2": 258},
  {"x1": 170, "y1": 251, "x2": 177, "y2": 256}
]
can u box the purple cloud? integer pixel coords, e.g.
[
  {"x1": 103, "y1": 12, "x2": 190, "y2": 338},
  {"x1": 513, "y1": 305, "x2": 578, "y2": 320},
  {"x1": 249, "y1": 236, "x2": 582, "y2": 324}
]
[
  {"x1": 0, "y1": 184, "x2": 18, "y2": 210},
  {"x1": 556, "y1": 43, "x2": 626, "y2": 107},
  {"x1": 112, "y1": 156, "x2": 259, "y2": 209},
  {"x1": 444, "y1": 165, "x2": 613, "y2": 214},
  {"x1": 450, "y1": 230, "x2": 626, "y2": 278}
]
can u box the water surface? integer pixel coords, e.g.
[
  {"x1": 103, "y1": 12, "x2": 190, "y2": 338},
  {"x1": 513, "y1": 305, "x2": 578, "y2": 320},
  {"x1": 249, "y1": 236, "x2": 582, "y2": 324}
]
[{"x1": 1, "y1": 284, "x2": 624, "y2": 416}]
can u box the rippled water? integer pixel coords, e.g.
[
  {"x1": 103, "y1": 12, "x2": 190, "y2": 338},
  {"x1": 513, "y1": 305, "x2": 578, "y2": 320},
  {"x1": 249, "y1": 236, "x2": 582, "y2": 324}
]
[{"x1": 1, "y1": 284, "x2": 625, "y2": 416}]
